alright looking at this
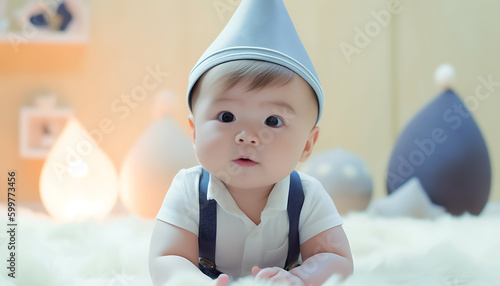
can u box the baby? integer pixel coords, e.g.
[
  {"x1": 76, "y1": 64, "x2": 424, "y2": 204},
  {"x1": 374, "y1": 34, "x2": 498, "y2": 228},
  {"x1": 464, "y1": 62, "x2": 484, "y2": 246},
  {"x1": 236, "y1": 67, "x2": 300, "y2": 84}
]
[{"x1": 149, "y1": 1, "x2": 352, "y2": 285}]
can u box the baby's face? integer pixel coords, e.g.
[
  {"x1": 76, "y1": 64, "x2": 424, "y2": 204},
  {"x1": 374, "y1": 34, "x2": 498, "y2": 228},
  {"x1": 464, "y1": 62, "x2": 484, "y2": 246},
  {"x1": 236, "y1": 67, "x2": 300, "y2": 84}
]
[{"x1": 189, "y1": 69, "x2": 319, "y2": 191}]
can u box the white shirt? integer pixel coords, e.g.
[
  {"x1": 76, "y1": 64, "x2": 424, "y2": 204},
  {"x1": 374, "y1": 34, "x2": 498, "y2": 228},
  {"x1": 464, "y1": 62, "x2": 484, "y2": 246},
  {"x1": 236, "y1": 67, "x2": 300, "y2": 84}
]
[{"x1": 157, "y1": 165, "x2": 342, "y2": 279}]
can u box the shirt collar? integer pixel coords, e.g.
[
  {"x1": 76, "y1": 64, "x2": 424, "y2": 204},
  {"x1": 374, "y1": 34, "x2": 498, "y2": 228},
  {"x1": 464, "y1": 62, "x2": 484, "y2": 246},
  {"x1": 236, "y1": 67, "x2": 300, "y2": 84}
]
[{"x1": 206, "y1": 173, "x2": 290, "y2": 214}]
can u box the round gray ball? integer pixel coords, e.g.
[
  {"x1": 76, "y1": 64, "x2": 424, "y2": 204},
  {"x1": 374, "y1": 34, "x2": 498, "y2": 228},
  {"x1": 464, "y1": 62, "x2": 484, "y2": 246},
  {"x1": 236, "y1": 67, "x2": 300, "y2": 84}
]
[{"x1": 301, "y1": 148, "x2": 373, "y2": 214}]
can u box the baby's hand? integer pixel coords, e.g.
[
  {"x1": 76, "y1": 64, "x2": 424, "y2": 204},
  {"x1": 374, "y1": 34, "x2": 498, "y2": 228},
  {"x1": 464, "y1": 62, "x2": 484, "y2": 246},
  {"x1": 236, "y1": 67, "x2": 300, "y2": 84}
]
[
  {"x1": 213, "y1": 273, "x2": 230, "y2": 286},
  {"x1": 252, "y1": 266, "x2": 305, "y2": 286}
]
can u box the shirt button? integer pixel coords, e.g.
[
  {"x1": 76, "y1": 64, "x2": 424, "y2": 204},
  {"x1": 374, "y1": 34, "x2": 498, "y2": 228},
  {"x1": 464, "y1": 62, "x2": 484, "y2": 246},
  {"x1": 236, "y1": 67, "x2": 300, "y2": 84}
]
[{"x1": 252, "y1": 231, "x2": 259, "y2": 239}]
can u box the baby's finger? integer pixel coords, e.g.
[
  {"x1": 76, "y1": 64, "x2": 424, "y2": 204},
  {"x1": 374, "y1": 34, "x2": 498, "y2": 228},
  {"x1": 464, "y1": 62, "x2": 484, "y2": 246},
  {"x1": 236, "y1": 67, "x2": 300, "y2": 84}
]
[
  {"x1": 251, "y1": 266, "x2": 262, "y2": 277},
  {"x1": 215, "y1": 274, "x2": 230, "y2": 286},
  {"x1": 269, "y1": 270, "x2": 291, "y2": 282},
  {"x1": 255, "y1": 267, "x2": 281, "y2": 280},
  {"x1": 271, "y1": 271, "x2": 305, "y2": 286}
]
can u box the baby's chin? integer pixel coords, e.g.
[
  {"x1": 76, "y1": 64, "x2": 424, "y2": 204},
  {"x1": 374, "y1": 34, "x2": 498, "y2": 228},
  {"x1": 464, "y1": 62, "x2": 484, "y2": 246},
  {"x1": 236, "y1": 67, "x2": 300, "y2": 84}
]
[
  {"x1": 204, "y1": 164, "x2": 292, "y2": 188},
  {"x1": 214, "y1": 174, "x2": 272, "y2": 192}
]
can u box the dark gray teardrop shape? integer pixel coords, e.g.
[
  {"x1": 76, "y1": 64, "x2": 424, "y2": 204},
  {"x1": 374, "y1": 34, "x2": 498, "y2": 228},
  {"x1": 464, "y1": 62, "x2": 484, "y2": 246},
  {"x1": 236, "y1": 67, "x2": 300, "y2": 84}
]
[{"x1": 386, "y1": 89, "x2": 491, "y2": 215}]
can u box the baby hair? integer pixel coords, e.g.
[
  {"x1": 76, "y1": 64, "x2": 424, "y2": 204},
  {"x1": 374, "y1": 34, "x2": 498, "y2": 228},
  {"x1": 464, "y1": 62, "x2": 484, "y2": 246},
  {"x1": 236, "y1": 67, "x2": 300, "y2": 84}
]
[{"x1": 190, "y1": 60, "x2": 297, "y2": 108}]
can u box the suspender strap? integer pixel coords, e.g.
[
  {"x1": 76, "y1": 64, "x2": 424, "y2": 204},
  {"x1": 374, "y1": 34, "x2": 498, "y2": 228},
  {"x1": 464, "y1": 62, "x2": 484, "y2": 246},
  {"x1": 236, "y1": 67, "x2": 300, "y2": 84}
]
[
  {"x1": 285, "y1": 170, "x2": 305, "y2": 270},
  {"x1": 198, "y1": 168, "x2": 220, "y2": 279},
  {"x1": 198, "y1": 169, "x2": 304, "y2": 276}
]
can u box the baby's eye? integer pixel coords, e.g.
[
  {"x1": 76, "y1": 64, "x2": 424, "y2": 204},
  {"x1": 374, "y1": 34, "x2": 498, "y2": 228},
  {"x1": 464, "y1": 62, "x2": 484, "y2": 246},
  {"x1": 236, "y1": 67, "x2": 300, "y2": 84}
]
[
  {"x1": 217, "y1": 111, "x2": 236, "y2": 123},
  {"x1": 265, "y1": 116, "x2": 284, "y2": 127}
]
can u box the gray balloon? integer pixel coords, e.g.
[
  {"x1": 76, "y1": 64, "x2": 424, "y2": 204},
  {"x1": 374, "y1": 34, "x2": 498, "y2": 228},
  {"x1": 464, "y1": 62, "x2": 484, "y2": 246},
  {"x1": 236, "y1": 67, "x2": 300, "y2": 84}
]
[{"x1": 301, "y1": 148, "x2": 373, "y2": 214}]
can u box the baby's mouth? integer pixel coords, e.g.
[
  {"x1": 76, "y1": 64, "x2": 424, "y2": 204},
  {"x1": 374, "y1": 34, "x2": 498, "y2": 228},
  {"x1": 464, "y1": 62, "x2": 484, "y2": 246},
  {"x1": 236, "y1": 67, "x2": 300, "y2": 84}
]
[{"x1": 233, "y1": 157, "x2": 258, "y2": 167}]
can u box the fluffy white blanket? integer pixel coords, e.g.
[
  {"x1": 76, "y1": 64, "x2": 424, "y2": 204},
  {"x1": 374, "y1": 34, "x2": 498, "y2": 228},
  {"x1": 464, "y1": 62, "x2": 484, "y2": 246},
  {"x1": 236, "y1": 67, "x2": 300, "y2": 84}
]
[{"x1": 1, "y1": 203, "x2": 500, "y2": 286}]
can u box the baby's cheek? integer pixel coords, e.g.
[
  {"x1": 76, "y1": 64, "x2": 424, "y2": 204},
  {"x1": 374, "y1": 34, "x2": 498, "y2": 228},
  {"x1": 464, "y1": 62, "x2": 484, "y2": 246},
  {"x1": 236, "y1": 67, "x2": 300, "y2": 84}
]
[
  {"x1": 196, "y1": 133, "x2": 223, "y2": 156},
  {"x1": 269, "y1": 137, "x2": 300, "y2": 161},
  {"x1": 195, "y1": 143, "x2": 215, "y2": 166},
  {"x1": 195, "y1": 135, "x2": 227, "y2": 169}
]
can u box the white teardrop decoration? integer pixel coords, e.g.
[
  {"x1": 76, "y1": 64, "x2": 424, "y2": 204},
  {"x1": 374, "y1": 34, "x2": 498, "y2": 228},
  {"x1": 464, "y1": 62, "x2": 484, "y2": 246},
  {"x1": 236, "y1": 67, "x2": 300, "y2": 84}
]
[
  {"x1": 40, "y1": 119, "x2": 119, "y2": 222},
  {"x1": 119, "y1": 91, "x2": 198, "y2": 218}
]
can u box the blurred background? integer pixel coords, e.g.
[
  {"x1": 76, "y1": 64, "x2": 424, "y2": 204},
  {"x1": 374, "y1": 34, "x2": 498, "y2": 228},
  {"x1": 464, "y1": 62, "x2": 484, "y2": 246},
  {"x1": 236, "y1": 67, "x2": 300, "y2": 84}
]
[{"x1": 1, "y1": 0, "x2": 499, "y2": 204}]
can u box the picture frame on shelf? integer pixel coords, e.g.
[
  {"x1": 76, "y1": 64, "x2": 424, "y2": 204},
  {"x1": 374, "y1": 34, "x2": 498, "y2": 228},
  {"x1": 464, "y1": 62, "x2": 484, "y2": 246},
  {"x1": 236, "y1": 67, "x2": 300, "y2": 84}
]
[
  {"x1": 19, "y1": 95, "x2": 73, "y2": 159},
  {"x1": 0, "y1": 0, "x2": 89, "y2": 44}
]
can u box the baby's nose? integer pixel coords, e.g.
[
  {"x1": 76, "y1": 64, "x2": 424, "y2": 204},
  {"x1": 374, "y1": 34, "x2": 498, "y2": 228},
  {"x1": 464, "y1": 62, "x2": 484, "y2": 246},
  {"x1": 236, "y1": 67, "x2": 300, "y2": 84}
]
[{"x1": 235, "y1": 130, "x2": 259, "y2": 146}]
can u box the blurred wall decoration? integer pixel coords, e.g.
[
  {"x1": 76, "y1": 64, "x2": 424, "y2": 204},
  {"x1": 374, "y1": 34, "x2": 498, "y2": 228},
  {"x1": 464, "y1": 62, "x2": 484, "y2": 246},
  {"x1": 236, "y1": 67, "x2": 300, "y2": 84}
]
[
  {"x1": 19, "y1": 93, "x2": 73, "y2": 159},
  {"x1": 7, "y1": 0, "x2": 89, "y2": 42},
  {"x1": 39, "y1": 118, "x2": 119, "y2": 222},
  {"x1": 119, "y1": 91, "x2": 198, "y2": 218}
]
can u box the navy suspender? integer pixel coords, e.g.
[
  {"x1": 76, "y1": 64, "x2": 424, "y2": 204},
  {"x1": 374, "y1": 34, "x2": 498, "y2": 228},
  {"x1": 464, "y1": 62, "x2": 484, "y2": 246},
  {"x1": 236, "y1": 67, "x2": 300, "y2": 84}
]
[
  {"x1": 198, "y1": 169, "x2": 221, "y2": 279},
  {"x1": 198, "y1": 168, "x2": 304, "y2": 278},
  {"x1": 284, "y1": 170, "x2": 305, "y2": 270}
]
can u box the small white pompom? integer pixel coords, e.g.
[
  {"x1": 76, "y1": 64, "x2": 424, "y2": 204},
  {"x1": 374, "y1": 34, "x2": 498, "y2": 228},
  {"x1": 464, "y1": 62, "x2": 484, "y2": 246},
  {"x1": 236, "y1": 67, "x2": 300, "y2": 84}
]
[
  {"x1": 152, "y1": 90, "x2": 179, "y2": 119},
  {"x1": 434, "y1": 64, "x2": 455, "y2": 90}
]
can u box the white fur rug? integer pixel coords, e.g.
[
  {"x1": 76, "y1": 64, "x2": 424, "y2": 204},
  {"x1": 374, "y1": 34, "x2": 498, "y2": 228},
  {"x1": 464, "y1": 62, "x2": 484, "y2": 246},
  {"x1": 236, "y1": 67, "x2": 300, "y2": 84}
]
[{"x1": 1, "y1": 203, "x2": 500, "y2": 286}]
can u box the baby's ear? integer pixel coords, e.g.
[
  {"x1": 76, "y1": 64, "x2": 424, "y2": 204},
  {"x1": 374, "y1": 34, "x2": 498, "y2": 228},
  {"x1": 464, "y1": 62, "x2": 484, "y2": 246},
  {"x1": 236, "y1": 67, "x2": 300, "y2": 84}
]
[
  {"x1": 299, "y1": 126, "x2": 319, "y2": 162},
  {"x1": 188, "y1": 114, "x2": 196, "y2": 142}
]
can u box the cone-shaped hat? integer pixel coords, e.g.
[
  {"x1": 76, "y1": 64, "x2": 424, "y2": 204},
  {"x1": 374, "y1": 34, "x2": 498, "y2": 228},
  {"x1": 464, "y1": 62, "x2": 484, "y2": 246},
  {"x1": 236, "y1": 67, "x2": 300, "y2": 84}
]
[{"x1": 187, "y1": 0, "x2": 324, "y2": 121}]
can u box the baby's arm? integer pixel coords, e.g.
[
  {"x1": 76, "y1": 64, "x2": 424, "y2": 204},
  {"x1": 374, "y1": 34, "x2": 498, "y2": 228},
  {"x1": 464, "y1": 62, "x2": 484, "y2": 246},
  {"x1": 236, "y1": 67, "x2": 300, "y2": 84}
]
[
  {"x1": 291, "y1": 225, "x2": 353, "y2": 285},
  {"x1": 149, "y1": 219, "x2": 229, "y2": 286},
  {"x1": 254, "y1": 225, "x2": 352, "y2": 286}
]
